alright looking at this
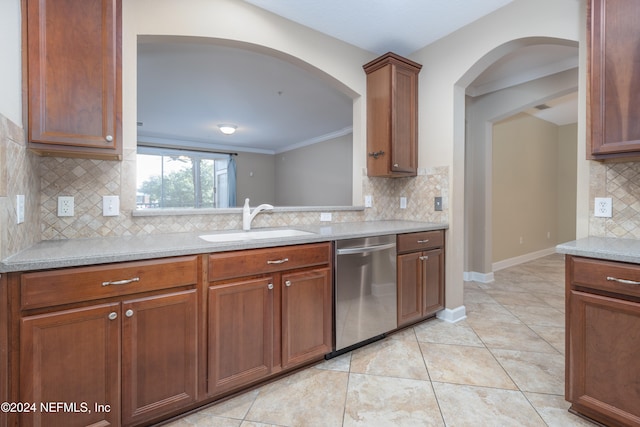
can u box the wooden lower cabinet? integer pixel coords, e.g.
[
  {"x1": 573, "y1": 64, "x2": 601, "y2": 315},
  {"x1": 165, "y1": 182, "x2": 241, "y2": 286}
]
[
  {"x1": 207, "y1": 244, "x2": 332, "y2": 398},
  {"x1": 122, "y1": 290, "x2": 198, "y2": 426},
  {"x1": 19, "y1": 290, "x2": 198, "y2": 427},
  {"x1": 20, "y1": 303, "x2": 121, "y2": 427},
  {"x1": 13, "y1": 255, "x2": 200, "y2": 427},
  {"x1": 396, "y1": 231, "x2": 445, "y2": 328},
  {"x1": 208, "y1": 277, "x2": 274, "y2": 395},
  {"x1": 281, "y1": 268, "x2": 332, "y2": 369},
  {"x1": 566, "y1": 256, "x2": 640, "y2": 426}
]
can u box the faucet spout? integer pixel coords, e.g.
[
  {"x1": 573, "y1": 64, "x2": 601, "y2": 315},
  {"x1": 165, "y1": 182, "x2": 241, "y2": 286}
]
[{"x1": 242, "y1": 198, "x2": 274, "y2": 230}]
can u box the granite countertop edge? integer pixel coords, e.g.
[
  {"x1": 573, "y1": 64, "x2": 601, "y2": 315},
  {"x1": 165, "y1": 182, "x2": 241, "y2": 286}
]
[
  {"x1": 556, "y1": 236, "x2": 640, "y2": 264},
  {"x1": 1, "y1": 220, "x2": 448, "y2": 273}
]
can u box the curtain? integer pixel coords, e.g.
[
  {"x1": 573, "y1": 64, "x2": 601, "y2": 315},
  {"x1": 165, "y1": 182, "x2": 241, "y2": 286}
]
[{"x1": 228, "y1": 156, "x2": 237, "y2": 207}]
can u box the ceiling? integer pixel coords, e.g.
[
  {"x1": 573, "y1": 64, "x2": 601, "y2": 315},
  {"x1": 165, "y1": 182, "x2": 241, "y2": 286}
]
[{"x1": 137, "y1": 0, "x2": 578, "y2": 154}]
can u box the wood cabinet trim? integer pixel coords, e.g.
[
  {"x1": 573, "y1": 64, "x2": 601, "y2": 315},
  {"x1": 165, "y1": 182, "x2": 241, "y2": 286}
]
[{"x1": 20, "y1": 256, "x2": 199, "y2": 310}]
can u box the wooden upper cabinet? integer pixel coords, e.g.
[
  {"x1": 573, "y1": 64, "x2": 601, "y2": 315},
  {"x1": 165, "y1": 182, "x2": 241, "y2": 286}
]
[
  {"x1": 589, "y1": 0, "x2": 640, "y2": 160},
  {"x1": 25, "y1": 0, "x2": 122, "y2": 160},
  {"x1": 364, "y1": 52, "x2": 421, "y2": 177}
]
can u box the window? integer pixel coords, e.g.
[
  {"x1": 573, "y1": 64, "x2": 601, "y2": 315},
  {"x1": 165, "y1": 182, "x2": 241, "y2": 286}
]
[{"x1": 136, "y1": 147, "x2": 236, "y2": 209}]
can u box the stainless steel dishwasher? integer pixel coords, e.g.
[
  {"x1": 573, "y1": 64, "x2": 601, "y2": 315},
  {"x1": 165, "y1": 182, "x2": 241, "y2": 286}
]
[{"x1": 330, "y1": 234, "x2": 397, "y2": 356}]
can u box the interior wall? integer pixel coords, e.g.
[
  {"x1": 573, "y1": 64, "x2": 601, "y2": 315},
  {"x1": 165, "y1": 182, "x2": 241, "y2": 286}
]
[
  {"x1": 465, "y1": 68, "x2": 578, "y2": 275},
  {"x1": 492, "y1": 113, "x2": 560, "y2": 263},
  {"x1": 275, "y1": 134, "x2": 352, "y2": 206},
  {"x1": 557, "y1": 123, "x2": 578, "y2": 244},
  {"x1": 410, "y1": 0, "x2": 583, "y2": 313},
  {"x1": 236, "y1": 152, "x2": 276, "y2": 207},
  {"x1": 0, "y1": 0, "x2": 21, "y2": 126}
]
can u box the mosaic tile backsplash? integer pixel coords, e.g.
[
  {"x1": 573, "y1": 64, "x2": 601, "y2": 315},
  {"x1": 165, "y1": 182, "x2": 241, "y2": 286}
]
[
  {"x1": 590, "y1": 161, "x2": 640, "y2": 239},
  {"x1": 0, "y1": 114, "x2": 40, "y2": 258},
  {"x1": 39, "y1": 157, "x2": 449, "y2": 240}
]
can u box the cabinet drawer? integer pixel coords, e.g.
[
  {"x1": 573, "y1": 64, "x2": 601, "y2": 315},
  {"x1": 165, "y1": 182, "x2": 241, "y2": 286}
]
[
  {"x1": 569, "y1": 256, "x2": 640, "y2": 299},
  {"x1": 208, "y1": 243, "x2": 331, "y2": 282},
  {"x1": 397, "y1": 231, "x2": 444, "y2": 253},
  {"x1": 21, "y1": 256, "x2": 199, "y2": 310}
]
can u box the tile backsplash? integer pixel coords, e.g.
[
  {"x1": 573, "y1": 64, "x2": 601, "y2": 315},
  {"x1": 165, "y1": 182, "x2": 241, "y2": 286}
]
[
  {"x1": 590, "y1": 161, "x2": 640, "y2": 239},
  {"x1": 0, "y1": 114, "x2": 40, "y2": 258},
  {"x1": 39, "y1": 156, "x2": 449, "y2": 240}
]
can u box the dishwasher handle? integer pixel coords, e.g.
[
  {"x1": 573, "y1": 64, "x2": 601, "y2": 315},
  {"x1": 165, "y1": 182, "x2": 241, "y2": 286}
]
[{"x1": 336, "y1": 242, "x2": 396, "y2": 256}]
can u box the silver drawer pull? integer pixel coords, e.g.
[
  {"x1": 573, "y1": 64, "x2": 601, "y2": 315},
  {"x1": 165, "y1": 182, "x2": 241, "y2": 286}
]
[
  {"x1": 108, "y1": 312, "x2": 117, "y2": 320},
  {"x1": 102, "y1": 277, "x2": 140, "y2": 287},
  {"x1": 417, "y1": 239, "x2": 430, "y2": 244},
  {"x1": 419, "y1": 256, "x2": 429, "y2": 261},
  {"x1": 606, "y1": 276, "x2": 640, "y2": 286},
  {"x1": 125, "y1": 309, "x2": 134, "y2": 318},
  {"x1": 268, "y1": 283, "x2": 274, "y2": 290},
  {"x1": 267, "y1": 258, "x2": 289, "y2": 265},
  {"x1": 285, "y1": 280, "x2": 292, "y2": 287}
]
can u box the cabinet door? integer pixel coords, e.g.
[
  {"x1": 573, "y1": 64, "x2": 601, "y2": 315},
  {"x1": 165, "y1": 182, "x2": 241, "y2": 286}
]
[
  {"x1": 391, "y1": 65, "x2": 418, "y2": 174},
  {"x1": 26, "y1": 0, "x2": 121, "y2": 159},
  {"x1": 208, "y1": 278, "x2": 273, "y2": 396},
  {"x1": 397, "y1": 252, "x2": 423, "y2": 327},
  {"x1": 121, "y1": 290, "x2": 197, "y2": 426},
  {"x1": 20, "y1": 303, "x2": 120, "y2": 427},
  {"x1": 281, "y1": 268, "x2": 332, "y2": 369},
  {"x1": 567, "y1": 290, "x2": 640, "y2": 426},
  {"x1": 589, "y1": 0, "x2": 640, "y2": 158},
  {"x1": 422, "y1": 248, "x2": 445, "y2": 317}
]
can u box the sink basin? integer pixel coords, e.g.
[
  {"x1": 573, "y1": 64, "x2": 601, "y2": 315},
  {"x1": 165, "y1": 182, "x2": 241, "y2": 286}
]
[{"x1": 199, "y1": 229, "x2": 315, "y2": 243}]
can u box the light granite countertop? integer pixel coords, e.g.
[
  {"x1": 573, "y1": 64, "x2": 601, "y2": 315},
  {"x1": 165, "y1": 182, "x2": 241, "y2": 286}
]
[
  {"x1": 0, "y1": 220, "x2": 447, "y2": 273},
  {"x1": 556, "y1": 236, "x2": 640, "y2": 264}
]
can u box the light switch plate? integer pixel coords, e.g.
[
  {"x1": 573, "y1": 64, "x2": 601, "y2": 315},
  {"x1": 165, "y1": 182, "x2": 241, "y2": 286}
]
[
  {"x1": 103, "y1": 195, "x2": 120, "y2": 217},
  {"x1": 400, "y1": 197, "x2": 407, "y2": 209},
  {"x1": 364, "y1": 195, "x2": 373, "y2": 208},
  {"x1": 320, "y1": 212, "x2": 332, "y2": 222}
]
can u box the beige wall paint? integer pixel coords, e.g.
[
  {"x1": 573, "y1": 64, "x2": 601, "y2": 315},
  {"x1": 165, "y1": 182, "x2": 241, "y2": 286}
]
[
  {"x1": 411, "y1": 0, "x2": 583, "y2": 310},
  {"x1": 0, "y1": 0, "x2": 21, "y2": 126},
  {"x1": 465, "y1": 69, "x2": 578, "y2": 275},
  {"x1": 123, "y1": 0, "x2": 372, "y2": 211},
  {"x1": 236, "y1": 152, "x2": 276, "y2": 207},
  {"x1": 557, "y1": 123, "x2": 578, "y2": 244},
  {"x1": 492, "y1": 113, "x2": 573, "y2": 263},
  {"x1": 275, "y1": 134, "x2": 352, "y2": 206}
]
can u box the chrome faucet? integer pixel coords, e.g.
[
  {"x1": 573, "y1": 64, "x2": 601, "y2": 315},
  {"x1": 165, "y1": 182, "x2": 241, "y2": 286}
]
[{"x1": 242, "y1": 198, "x2": 274, "y2": 231}]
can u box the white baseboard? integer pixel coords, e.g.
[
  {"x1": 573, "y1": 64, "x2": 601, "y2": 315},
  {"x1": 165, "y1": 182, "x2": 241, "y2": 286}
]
[
  {"x1": 436, "y1": 306, "x2": 467, "y2": 323},
  {"x1": 492, "y1": 247, "x2": 557, "y2": 272},
  {"x1": 463, "y1": 271, "x2": 495, "y2": 283}
]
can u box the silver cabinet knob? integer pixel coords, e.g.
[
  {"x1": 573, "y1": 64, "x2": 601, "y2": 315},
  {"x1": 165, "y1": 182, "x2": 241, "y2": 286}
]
[
  {"x1": 285, "y1": 280, "x2": 292, "y2": 287},
  {"x1": 125, "y1": 309, "x2": 134, "y2": 318},
  {"x1": 393, "y1": 163, "x2": 399, "y2": 168},
  {"x1": 105, "y1": 135, "x2": 113, "y2": 142},
  {"x1": 419, "y1": 255, "x2": 429, "y2": 261},
  {"x1": 108, "y1": 312, "x2": 117, "y2": 320},
  {"x1": 268, "y1": 283, "x2": 274, "y2": 290}
]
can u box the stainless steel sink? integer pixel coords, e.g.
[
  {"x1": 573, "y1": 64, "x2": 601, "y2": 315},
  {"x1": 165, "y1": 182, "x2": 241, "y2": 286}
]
[{"x1": 199, "y1": 229, "x2": 315, "y2": 243}]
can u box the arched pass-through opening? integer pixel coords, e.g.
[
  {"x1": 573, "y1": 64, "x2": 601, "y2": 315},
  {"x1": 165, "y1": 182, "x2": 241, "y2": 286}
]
[{"x1": 456, "y1": 37, "x2": 579, "y2": 281}]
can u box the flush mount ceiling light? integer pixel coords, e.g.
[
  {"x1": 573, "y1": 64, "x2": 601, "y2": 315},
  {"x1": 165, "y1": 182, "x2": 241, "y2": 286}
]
[{"x1": 218, "y1": 124, "x2": 237, "y2": 135}]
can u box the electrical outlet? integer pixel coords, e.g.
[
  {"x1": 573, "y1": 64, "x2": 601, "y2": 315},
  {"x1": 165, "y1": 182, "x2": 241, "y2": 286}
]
[
  {"x1": 400, "y1": 197, "x2": 407, "y2": 209},
  {"x1": 57, "y1": 196, "x2": 74, "y2": 217},
  {"x1": 594, "y1": 197, "x2": 612, "y2": 218},
  {"x1": 16, "y1": 195, "x2": 25, "y2": 224},
  {"x1": 320, "y1": 212, "x2": 332, "y2": 222},
  {"x1": 364, "y1": 195, "x2": 373, "y2": 208}
]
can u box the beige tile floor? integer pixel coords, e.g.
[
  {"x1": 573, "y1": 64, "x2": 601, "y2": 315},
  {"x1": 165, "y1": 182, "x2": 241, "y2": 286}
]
[{"x1": 165, "y1": 254, "x2": 597, "y2": 426}]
